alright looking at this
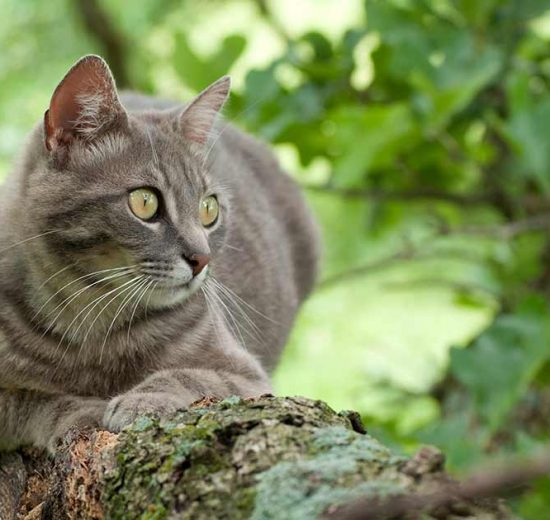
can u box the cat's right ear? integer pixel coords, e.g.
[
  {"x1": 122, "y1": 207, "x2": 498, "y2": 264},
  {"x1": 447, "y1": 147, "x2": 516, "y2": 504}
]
[{"x1": 44, "y1": 55, "x2": 127, "y2": 152}]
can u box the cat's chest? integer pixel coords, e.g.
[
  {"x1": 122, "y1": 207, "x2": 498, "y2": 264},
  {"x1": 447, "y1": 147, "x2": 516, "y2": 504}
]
[
  {"x1": 0, "y1": 324, "x2": 165, "y2": 397},
  {"x1": 0, "y1": 345, "x2": 149, "y2": 398},
  {"x1": 0, "y1": 295, "x2": 203, "y2": 396}
]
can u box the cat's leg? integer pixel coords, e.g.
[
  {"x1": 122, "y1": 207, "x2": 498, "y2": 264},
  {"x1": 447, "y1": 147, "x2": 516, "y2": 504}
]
[
  {"x1": 103, "y1": 351, "x2": 272, "y2": 431},
  {"x1": 0, "y1": 389, "x2": 106, "y2": 453}
]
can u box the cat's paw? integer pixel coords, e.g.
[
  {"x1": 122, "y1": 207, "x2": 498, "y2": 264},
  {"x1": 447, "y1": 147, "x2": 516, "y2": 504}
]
[
  {"x1": 48, "y1": 399, "x2": 107, "y2": 453},
  {"x1": 103, "y1": 392, "x2": 186, "y2": 432}
]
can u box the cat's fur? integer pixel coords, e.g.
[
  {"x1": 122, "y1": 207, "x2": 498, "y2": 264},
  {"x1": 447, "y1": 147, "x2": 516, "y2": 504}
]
[{"x1": 0, "y1": 55, "x2": 319, "y2": 451}]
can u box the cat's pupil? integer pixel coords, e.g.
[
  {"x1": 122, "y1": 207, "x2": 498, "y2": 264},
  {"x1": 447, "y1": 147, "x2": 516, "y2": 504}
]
[
  {"x1": 199, "y1": 196, "x2": 219, "y2": 227},
  {"x1": 129, "y1": 188, "x2": 158, "y2": 220}
]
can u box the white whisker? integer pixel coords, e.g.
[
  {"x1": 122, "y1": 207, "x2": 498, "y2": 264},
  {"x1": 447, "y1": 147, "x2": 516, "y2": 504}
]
[
  {"x1": 204, "y1": 280, "x2": 250, "y2": 351},
  {"x1": 80, "y1": 275, "x2": 145, "y2": 352},
  {"x1": 36, "y1": 263, "x2": 76, "y2": 292},
  {"x1": 144, "y1": 281, "x2": 158, "y2": 321},
  {"x1": 224, "y1": 243, "x2": 243, "y2": 253},
  {"x1": 32, "y1": 265, "x2": 136, "y2": 327},
  {"x1": 38, "y1": 269, "x2": 134, "y2": 336},
  {"x1": 0, "y1": 230, "x2": 60, "y2": 255},
  {"x1": 145, "y1": 125, "x2": 160, "y2": 167},
  {"x1": 211, "y1": 276, "x2": 279, "y2": 324},
  {"x1": 54, "y1": 275, "x2": 143, "y2": 364},
  {"x1": 99, "y1": 276, "x2": 147, "y2": 362},
  {"x1": 126, "y1": 278, "x2": 154, "y2": 342}
]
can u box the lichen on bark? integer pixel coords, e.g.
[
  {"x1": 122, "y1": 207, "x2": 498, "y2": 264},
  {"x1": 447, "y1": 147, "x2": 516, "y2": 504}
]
[
  {"x1": 98, "y1": 396, "x2": 508, "y2": 520},
  {"x1": 7, "y1": 395, "x2": 511, "y2": 519},
  {"x1": 102, "y1": 396, "x2": 369, "y2": 519}
]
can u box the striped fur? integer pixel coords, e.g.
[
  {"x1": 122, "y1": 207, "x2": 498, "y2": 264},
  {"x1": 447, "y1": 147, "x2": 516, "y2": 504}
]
[{"x1": 0, "y1": 56, "x2": 320, "y2": 451}]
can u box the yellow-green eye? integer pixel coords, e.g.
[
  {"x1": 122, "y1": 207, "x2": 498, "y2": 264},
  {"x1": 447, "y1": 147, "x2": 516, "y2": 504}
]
[
  {"x1": 199, "y1": 195, "x2": 219, "y2": 227},
  {"x1": 129, "y1": 188, "x2": 159, "y2": 220}
]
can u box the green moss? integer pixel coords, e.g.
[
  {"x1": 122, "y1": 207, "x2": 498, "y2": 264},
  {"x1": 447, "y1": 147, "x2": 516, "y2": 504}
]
[
  {"x1": 100, "y1": 396, "x2": 504, "y2": 519},
  {"x1": 251, "y1": 426, "x2": 407, "y2": 520},
  {"x1": 102, "y1": 397, "x2": 361, "y2": 519}
]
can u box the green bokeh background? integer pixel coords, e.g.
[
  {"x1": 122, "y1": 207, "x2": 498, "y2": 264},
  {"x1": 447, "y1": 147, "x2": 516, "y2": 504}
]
[{"x1": 2, "y1": 0, "x2": 550, "y2": 515}]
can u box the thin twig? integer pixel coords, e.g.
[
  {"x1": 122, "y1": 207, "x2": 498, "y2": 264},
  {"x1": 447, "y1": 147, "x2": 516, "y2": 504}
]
[
  {"x1": 253, "y1": 0, "x2": 292, "y2": 44},
  {"x1": 73, "y1": 0, "x2": 131, "y2": 88},
  {"x1": 317, "y1": 214, "x2": 550, "y2": 291},
  {"x1": 304, "y1": 183, "x2": 550, "y2": 216},
  {"x1": 326, "y1": 449, "x2": 550, "y2": 520},
  {"x1": 303, "y1": 183, "x2": 493, "y2": 206}
]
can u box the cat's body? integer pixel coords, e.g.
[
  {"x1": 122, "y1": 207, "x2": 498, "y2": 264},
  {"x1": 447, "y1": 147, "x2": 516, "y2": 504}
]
[{"x1": 0, "y1": 56, "x2": 319, "y2": 451}]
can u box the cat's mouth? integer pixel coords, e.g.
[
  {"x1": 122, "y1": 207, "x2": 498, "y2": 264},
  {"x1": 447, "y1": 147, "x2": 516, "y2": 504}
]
[
  {"x1": 144, "y1": 266, "x2": 208, "y2": 308},
  {"x1": 133, "y1": 259, "x2": 208, "y2": 309}
]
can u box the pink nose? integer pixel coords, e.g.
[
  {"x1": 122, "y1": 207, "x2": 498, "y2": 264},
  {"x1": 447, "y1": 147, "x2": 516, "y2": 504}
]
[{"x1": 189, "y1": 253, "x2": 210, "y2": 277}]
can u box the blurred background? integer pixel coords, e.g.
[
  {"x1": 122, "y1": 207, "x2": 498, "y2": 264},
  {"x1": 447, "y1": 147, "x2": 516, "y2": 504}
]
[{"x1": 2, "y1": 0, "x2": 550, "y2": 514}]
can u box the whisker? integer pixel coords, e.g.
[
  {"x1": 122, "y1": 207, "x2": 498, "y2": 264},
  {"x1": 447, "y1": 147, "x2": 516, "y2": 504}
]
[
  {"x1": 72, "y1": 276, "x2": 144, "y2": 363},
  {"x1": 38, "y1": 269, "x2": 134, "y2": 336},
  {"x1": 210, "y1": 276, "x2": 279, "y2": 324},
  {"x1": 98, "y1": 276, "x2": 147, "y2": 362},
  {"x1": 144, "y1": 281, "x2": 158, "y2": 321},
  {"x1": 208, "y1": 278, "x2": 262, "y2": 331},
  {"x1": 32, "y1": 265, "x2": 137, "y2": 326},
  {"x1": 80, "y1": 275, "x2": 145, "y2": 350},
  {"x1": 206, "y1": 278, "x2": 265, "y2": 347},
  {"x1": 201, "y1": 285, "x2": 225, "y2": 348},
  {"x1": 224, "y1": 243, "x2": 243, "y2": 253},
  {"x1": 60, "y1": 275, "x2": 143, "y2": 349},
  {"x1": 126, "y1": 279, "x2": 155, "y2": 343},
  {"x1": 204, "y1": 280, "x2": 250, "y2": 351},
  {"x1": 53, "y1": 276, "x2": 143, "y2": 364},
  {"x1": 145, "y1": 125, "x2": 160, "y2": 167},
  {"x1": 0, "y1": 230, "x2": 60, "y2": 255},
  {"x1": 35, "y1": 263, "x2": 76, "y2": 292}
]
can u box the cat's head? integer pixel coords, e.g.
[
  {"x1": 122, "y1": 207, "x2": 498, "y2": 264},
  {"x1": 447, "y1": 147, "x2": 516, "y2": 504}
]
[{"x1": 22, "y1": 55, "x2": 231, "y2": 310}]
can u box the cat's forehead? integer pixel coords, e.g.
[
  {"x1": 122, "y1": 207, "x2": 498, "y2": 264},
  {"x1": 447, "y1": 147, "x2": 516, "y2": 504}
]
[
  {"x1": 69, "y1": 110, "x2": 209, "y2": 189},
  {"x1": 128, "y1": 114, "x2": 211, "y2": 190}
]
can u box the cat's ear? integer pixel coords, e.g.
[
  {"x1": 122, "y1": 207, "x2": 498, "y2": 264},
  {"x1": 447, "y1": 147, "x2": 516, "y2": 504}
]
[
  {"x1": 44, "y1": 55, "x2": 127, "y2": 152},
  {"x1": 179, "y1": 76, "x2": 231, "y2": 148}
]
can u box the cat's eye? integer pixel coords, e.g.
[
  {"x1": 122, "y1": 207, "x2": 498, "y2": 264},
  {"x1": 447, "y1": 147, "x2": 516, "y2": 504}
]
[
  {"x1": 129, "y1": 188, "x2": 159, "y2": 220},
  {"x1": 199, "y1": 195, "x2": 219, "y2": 227}
]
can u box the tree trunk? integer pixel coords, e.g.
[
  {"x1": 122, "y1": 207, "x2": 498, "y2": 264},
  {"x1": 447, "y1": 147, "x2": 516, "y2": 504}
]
[{"x1": 1, "y1": 396, "x2": 510, "y2": 519}]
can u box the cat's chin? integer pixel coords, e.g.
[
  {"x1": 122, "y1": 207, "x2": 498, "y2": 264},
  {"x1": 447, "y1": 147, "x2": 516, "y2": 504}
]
[{"x1": 146, "y1": 272, "x2": 207, "y2": 309}]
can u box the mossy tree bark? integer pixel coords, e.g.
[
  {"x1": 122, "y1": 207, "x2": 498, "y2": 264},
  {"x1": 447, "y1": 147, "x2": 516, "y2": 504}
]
[{"x1": 1, "y1": 396, "x2": 510, "y2": 519}]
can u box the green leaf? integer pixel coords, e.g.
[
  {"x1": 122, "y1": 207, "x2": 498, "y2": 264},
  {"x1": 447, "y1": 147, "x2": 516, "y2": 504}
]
[
  {"x1": 173, "y1": 33, "x2": 247, "y2": 91},
  {"x1": 330, "y1": 103, "x2": 416, "y2": 186},
  {"x1": 450, "y1": 302, "x2": 550, "y2": 432},
  {"x1": 506, "y1": 99, "x2": 550, "y2": 192}
]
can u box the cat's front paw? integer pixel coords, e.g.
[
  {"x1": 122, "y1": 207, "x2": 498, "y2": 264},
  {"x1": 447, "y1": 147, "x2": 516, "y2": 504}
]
[
  {"x1": 103, "y1": 392, "x2": 186, "y2": 432},
  {"x1": 48, "y1": 398, "x2": 107, "y2": 453}
]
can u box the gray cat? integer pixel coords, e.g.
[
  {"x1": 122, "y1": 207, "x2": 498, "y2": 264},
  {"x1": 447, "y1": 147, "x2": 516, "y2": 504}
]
[{"x1": 0, "y1": 55, "x2": 320, "y2": 452}]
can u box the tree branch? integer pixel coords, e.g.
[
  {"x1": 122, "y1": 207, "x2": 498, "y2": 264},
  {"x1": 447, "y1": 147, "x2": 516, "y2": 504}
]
[
  {"x1": 303, "y1": 183, "x2": 494, "y2": 206},
  {"x1": 327, "y1": 448, "x2": 550, "y2": 520},
  {"x1": 2, "y1": 397, "x2": 510, "y2": 519},
  {"x1": 318, "y1": 240, "x2": 488, "y2": 291},
  {"x1": 253, "y1": 0, "x2": 292, "y2": 44},
  {"x1": 73, "y1": 0, "x2": 131, "y2": 88},
  {"x1": 304, "y1": 183, "x2": 550, "y2": 216},
  {"x1": 317, "y1": 214, "x2": 550, "y2": 291},
  {"x1": 0, "y1": 453, "x2": 26, "y2": 520}
]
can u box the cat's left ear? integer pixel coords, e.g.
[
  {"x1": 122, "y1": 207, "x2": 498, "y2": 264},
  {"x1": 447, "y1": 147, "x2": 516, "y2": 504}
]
[
  {"x1": 44, "y1": 55, "x2": 127, "y2": 152},
  {"x1": 179, "y1": 76, "x2": 231, "y2": 148}
]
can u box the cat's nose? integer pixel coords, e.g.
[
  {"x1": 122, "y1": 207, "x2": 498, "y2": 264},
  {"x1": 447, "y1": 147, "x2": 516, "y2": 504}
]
[{"x1": 188, "y1": 253, "x2": 210, "y2": 277}]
